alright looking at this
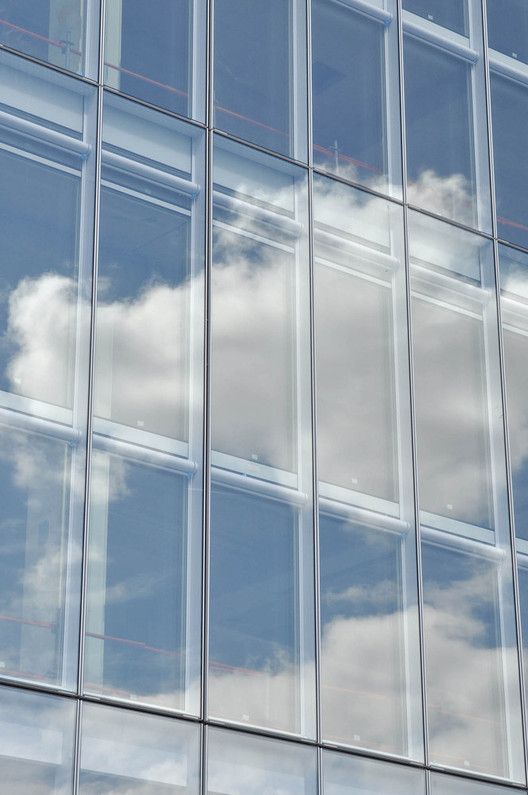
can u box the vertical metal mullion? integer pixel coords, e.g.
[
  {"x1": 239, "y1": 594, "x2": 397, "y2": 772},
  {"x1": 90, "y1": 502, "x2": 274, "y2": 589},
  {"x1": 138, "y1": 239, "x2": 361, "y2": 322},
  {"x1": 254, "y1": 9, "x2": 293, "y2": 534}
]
[
  {"x1": 306, "y1": 0, "x2": 314, "y2": 170},
  {"x1": 396, "y1": 0, "x2": 429, "y2": 768},
  {"x1": 201, "y1": 0, "x2": 215, "y2": 781},
  {"x1": 73, "y1": 698, "x2": 83, "y2": 795},
  {"x1": 480, "y1": 0, "x2": 498, "y2": 242},
  {"x1": 307, "y1": 167, "x2": 322, "y2": 749},
  {"x1": 76, "y1": 0, "x2": 106, "y2": 703},
  {"x1": 317, "y1": 743, "x2": 324, "y2": 795}
]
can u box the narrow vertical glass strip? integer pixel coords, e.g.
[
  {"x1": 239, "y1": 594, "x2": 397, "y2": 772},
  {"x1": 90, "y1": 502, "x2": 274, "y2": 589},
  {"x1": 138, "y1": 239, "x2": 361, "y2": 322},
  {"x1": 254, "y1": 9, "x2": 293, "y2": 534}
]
[
  {"x1": 213, "y1": 0, "x2": 308, "y2": 161},
  {"x1": 402, "y1": 0, "x2": 491, "y2": 231},
  {"x1": 79, "y1": 702, "x2": 200, "y2": 793},
  {"x1": 0, "y1": 685, "x2": 75, "y2": 794},
  {"x1": 487, "y1": 1, "x2": 528, "y2": 250},
  {"x1": 311, "y1": 0, "x2": 402, "y2": 198},
  {"x1": 103, "y1": 0, "x2": 207, "y2": 122},
  {"x1": 208, "y1": 135, "x2": 316, "y2": 737},
  {"x1": 0, "y1": 0, "x2": 99, "y2": 78},
  {"x1": 498, "y1": 243, "x2": 528, "y2": 776},
  {"x1": 313, "y1": 175, "x2": 422, "y2": 759},
  {"x1": 323, "y1": 748, "x2": 426, "y2": 794},
  {"x1": 409, "y1": 212, "x2": 524, "y2": 781},
  {"x1": 84, "y1": 92, "x2": 205, "y2": 715},
  {"x1": 206, "y1": 727, "x2": 317, "y2": 795},
  {"x1": 0, "y1": 51, "x2": 96, "y2": 691}
]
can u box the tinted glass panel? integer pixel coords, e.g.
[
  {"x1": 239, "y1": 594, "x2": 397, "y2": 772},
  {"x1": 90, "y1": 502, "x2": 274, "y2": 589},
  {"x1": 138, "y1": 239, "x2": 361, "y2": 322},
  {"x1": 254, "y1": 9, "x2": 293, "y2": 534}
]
[
  {"x1": 323, "y1": 749, "x2": 425, "y2": 794},
  {"x1": 84, "y1": 94, "x2": 205, "y2": 714},
  {"x1": 0, "y1": 0, "x2": 96, "y2": 76},
  {"x1": 491, "y1": 74, "x2": 528, "y2": 250},
  {"x1": 0, "y1": 686, "x2": 75, "y2": 794},
  {"x1": 214, "y1": 0, "x2": 307, "y2": 159},
  {"x1": 313, "y1": 176, "x2": 422, "y2": 758},
  {"x1": 104, "y1": 0, "x2": 205, "y2": 120},
  {"x1": 403, "y1": 3, "x2": 490, "y2": 231},
  {"x1": 207, "y1": 728, "x2": 317, "y2": 795},
  {"x1": 0, "y1": 52, "x2": 95, "y2": 690},
  {"x1": 312, "y1": 0, "x2": 401, "y2": 196},
  {"x1": 80, "y1": 703, "x2": 200, "y2": 794},
  {"x1": 487, "y1": 0, "x2": 528, "y2": 64},
  {"x1": 403, "y1": 0, "x2": 468, "y2": 35},
  {"x1": 410, "y1": 213, "x2": 524, "y2": 781},
  {"x1": 430, "y1": 772, "x2": 517, "y2": 794},
  {"x1": 208, "y1": 137, "x2": 315, "y2": 736}
]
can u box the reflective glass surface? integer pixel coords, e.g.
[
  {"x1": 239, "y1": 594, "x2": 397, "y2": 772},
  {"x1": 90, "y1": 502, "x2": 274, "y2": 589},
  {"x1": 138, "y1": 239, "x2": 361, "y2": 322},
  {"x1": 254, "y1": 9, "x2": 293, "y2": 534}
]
[
  {"x1": 409, "y1": 212, "x2": 524, "y2": 781},
  {"x1": 0, "y1": 51, "x2": 95, "y2": 690},
  {"x1": 403, "y1": 0, "x2": 468, "y2": 35},
  {"x1": 84, "y1": 93, "x2": 205, "y2": 714},
  {"x1": 487, "y1": 0, "x2": 528, "y2": 65},
  {"x1": 490, "y1": 70, "x2": 528, "y2": 250},
  {"x1": 208, "y1": 137, "x2": 315, "y2": 736},
  {"x1": 80, "y1": 702, "x2": 200, "y2": 794},
  {"x1": 313, "y1": 176, "x2": 422, "y2": 758},
  {"x1": 104, "y1": 0, "x2": 205, "y2": 121},
  {"x1": 0, "y1": 0, "x2": 97, "y2": 77},
  {"x1": 403, "y1": 1, "x2": 491, "y2": 231},
  {"x1": 0, "y1": 686, "x2": 75, "y2": 794},
  {"x1": 213, "y1": 0, "x2": 307, "y2": 160},
  {"x1": 429, "y1": 772, "x2": 517, "y2": 794},
  {"x1": 207, "y1": 727, "x2": 317, "y2": 795},
  {"x1": 311, "y1": 0, "x2": 401, "y2": 196},
  {"x1": 323, "y1": 749, "x2": 425, "y2": 794}
]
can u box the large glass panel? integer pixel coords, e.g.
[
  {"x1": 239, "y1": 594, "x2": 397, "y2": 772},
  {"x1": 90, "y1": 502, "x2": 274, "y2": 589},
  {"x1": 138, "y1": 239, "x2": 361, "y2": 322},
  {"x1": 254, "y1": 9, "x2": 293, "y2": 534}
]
[
  {"x1": 323, "y1": 749, "x2": 425, "y2": 794},
  {"x1": 403, "y1": 0, "x2": 490, "y2": 231},
  {"x1": 84, "y1": 93, "x2": 205, "y2": 715},
  {"x1": 0, "y1": 686, "x2": 75, "y2": 794},
  {"x1": 313, "y1": 175, "x2": 422, "y2": 758},
  {"x1": 0, "y1": 52, "x2": 95, "y2": 690},
  {"x1": 103, "y1": 0, "x2": 206, "y2": 121},
  {"x1": 80, "y1": 702, "x2": 200, "y2": 794},
  {"x1": 488, "y1": 7, "x2": 528, "y2": 251},
  {"x1": 208, "y1": 136, "x2": 315, "y2": 736},
  {"x1": 213, "y1": 0, "x2": 307, "y2": 160},
  {"x1": 409, "y1": 212, "x2": 524, "y2": 781},
  {"x1": 311, "y1": 0, "x2": 401, "y2": 196},
  {"x1": 499, "y1": 243, "x2": 528, "y2": 744},
  {"x1": 0, "y1": 0, "x2": 98, "y2": 77},
  {"x1": 429, "y1": 772, "x2": 518, "y2": 794},
  {"x1": 207, "y1": 727, "x2": 317, "y2": 795}
]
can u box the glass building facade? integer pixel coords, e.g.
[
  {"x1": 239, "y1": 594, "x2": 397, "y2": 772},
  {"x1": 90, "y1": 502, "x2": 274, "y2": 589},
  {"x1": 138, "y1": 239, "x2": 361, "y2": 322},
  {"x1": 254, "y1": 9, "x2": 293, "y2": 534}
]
[{"x1": 1, "y1": 0, "x2": 528, "y2": 792}]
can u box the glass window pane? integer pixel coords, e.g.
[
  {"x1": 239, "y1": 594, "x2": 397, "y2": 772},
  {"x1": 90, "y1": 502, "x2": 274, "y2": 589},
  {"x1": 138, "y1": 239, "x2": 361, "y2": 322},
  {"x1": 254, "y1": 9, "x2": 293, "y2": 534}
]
[
  {"x1": 214, "y1": 0, "x2": 307, "y2": 160},
  {"x1": 208, "y1": 137, "x2": 315, "y2": 736},
  {"x1": 84, "y1": 93, "x2": 205, "y2": 714},
  {"x1": 429, "y1": 772, "x2": 518, "y2": 794},
  {"x1": 323, "y1": 749, "x2": 425, "y2": 794},
  {"x1": 499, "y1": 243, "x2": 528, "y2": 741},
  {"x1": 487, "y1": 0, "x2": 528, "y2": 65},
  {"x1": 403, "y1": 0, "x2": 468, "y2": 35},
  {"x1": 490, "y1": 73, "x2": 528, "y2": 250},
  {"x1": 403, "y1": 1, "x2": 490, "y2": 230},
  {"x1": 0, "y1": 51, "x2": 95, "y2": 690},
  {"x1": 80, "y1": 702, "x2": 200, "y2": 794},
  {"x1": 104, "y1": 0, "x2": 205, "y2": 121},
  {"x1": 0, "y1": 686, "x2": 75, "y2": 794},
  {"x1": 207, "y1": 727, "x2": 317, "y2": 795},
  {"x1": 311, "y1": 0, "x2": 401, "y2": 196},
  {"x1": 0, "y1": 0, "x2": 98, "y2": 77},
  {"x1": 313, "y1": 175, "x2": 422, "y2": 758},
  {"x1": 409, "y1": 212, "x2": 524, "y2": 781}
]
